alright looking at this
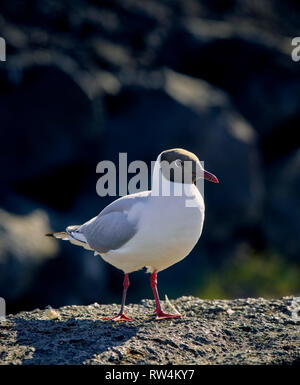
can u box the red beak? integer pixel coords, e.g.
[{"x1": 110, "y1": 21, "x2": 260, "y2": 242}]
[{"x1": 204, "y1": 170, "x2": 219, "y2": 183}]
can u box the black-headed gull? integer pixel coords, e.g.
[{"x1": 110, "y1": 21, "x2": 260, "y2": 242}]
[{"x1": 47, "y1": 149, "x2": 219, "y2": 321}]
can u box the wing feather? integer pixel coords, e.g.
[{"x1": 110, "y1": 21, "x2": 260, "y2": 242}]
[{"x1": 75, "y1": 191, "x2": 151, "y2": 254}]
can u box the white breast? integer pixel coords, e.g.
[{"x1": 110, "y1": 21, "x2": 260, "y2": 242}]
[{"x1": 102, "y1": 184, "x2": 205, "y2": 273}]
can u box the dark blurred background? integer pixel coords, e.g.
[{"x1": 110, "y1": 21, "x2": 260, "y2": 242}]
[{"x1": 1, "y1": 0, "x2": 300, "y2": 314}]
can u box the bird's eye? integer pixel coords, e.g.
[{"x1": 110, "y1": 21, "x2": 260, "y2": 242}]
[{"x1": 175, "y1": 159, "x2": 183, "y2": 168}]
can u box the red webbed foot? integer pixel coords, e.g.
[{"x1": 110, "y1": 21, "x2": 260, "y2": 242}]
[
  {"x1": 102, "y1": 313, "x2": 134, "y2": 322},
  {"x1": 155, "y1": 311, "x2": 184, "y2": 320}
]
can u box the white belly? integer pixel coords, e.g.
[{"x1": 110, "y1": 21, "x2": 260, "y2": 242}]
[{"x1": 101, "y1": 187, "x2": 205, "y2": 273}]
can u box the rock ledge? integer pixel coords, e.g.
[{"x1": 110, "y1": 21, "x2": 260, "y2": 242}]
[{"x1": 1, "y1": 296, "x2": 299, "y2": 365}]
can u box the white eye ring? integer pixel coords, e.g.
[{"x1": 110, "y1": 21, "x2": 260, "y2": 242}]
[{"x1": 175, "y1": 159, "x2": 183, "y2": 168}]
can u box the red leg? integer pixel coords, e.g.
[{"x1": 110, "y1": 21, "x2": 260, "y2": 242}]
[
  {"x1": 150, "y1": 270, "x2": 183, "y2": 320},
  {"x1": 102, "y1": 273, "x2": 133, "y2": 322}
]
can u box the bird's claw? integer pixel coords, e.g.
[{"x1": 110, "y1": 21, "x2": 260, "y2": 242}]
[
  {"x1": 155, "y1": 311, "x2": 184, "y2": 320},
  {"x1": 102, "y1": 313, "x2": 134, "y2": 322}
]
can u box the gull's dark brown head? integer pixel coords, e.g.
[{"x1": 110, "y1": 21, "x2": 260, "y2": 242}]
[{"x1": 159, "y1": 148, "x2": 219, "y2": 184}]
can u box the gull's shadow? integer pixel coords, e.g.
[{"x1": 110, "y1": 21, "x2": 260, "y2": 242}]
[{"x1": 13, "y1": 317, "x2": 139, "y2": 364}]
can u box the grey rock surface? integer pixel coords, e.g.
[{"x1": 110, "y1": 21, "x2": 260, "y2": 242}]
[
  {"x1": 0, "y1": 208, "x2": 58, "y2": 302},
  {"x1": 1, "y1": 296, "x2": 299, "y2": 365}
]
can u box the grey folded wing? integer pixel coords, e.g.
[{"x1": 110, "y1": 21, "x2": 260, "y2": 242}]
[{"x1": 75, "y1": 190, "x2": 151, "y2": 254}]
